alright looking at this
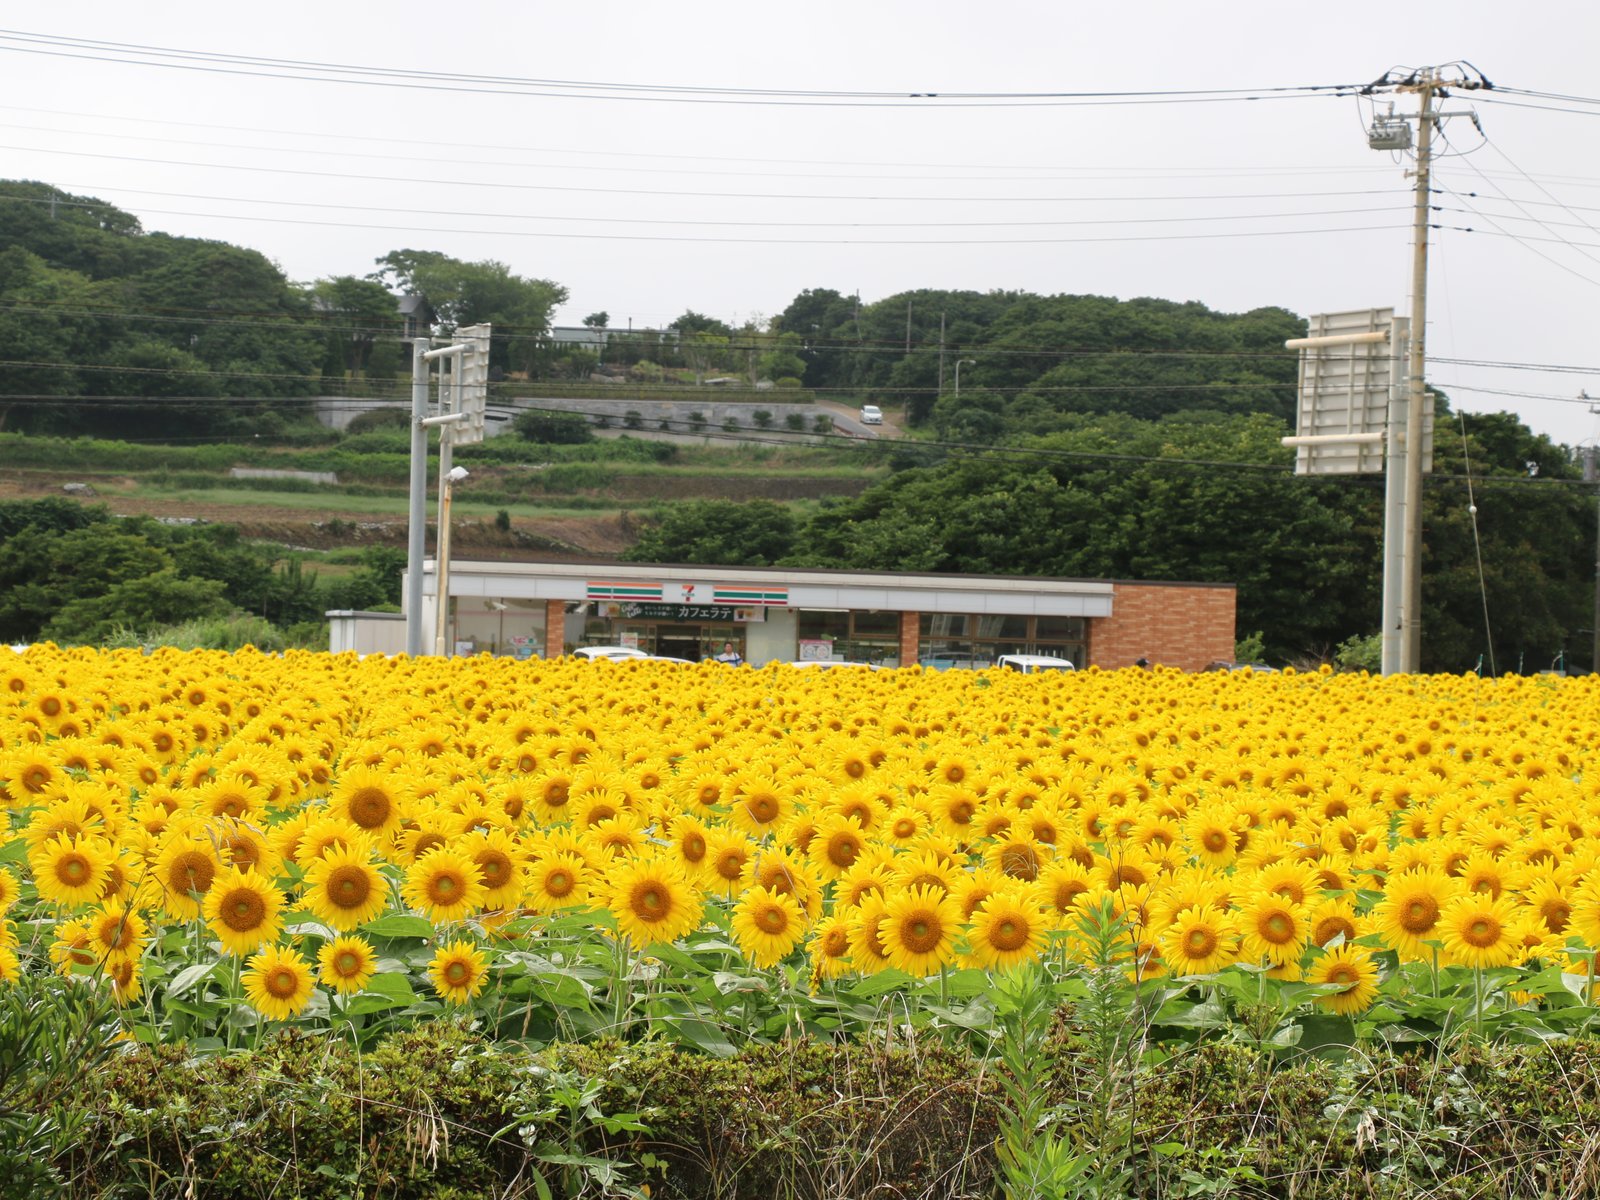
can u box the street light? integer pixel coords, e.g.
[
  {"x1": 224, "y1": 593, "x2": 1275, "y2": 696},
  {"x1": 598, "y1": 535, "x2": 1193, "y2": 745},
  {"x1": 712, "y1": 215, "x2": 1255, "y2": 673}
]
[
  {"x1": 954, "y1": 359, "x2": 976, "y2": 399},
  {"x1": 434, "y1": 465, "x2": 469, "y2": 656}
]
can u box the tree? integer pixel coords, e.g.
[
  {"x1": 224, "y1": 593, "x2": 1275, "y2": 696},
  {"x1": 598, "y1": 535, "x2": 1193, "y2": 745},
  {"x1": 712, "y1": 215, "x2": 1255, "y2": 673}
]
[
  {"x1": 582, "y1": 312, "x2": 610, "y2": 329},
  {"x1": 624, "y1": 500, "x2": 798, "y2": 566},
  {"x1": 307, "y1": 275, "x2": 403, "y2": 375},
  {"x1": 513, "y1": 409, "x2": 593, "y2": 444},
  {"x1": 370, "y1": 250, "x2": 567, "y2": 377}
]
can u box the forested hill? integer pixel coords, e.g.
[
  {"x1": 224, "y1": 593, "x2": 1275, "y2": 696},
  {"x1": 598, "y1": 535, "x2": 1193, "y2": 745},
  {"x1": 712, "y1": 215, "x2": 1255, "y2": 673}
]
[
  {"x1": 0, "y1": 181, "x2": 564, "y2": 439},
  {"x1": 770, "y1": 287, "x2": 1306, "y2": 432}
]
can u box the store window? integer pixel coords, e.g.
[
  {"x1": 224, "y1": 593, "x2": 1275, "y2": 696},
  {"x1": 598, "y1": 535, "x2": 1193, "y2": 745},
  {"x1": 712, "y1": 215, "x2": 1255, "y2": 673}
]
[
  {"x1": 797, "y1": 610, "x2": 900, "y2": 665},
  {"x1": 919, "y1": 613, "x2": 1085, "y2": 669}
]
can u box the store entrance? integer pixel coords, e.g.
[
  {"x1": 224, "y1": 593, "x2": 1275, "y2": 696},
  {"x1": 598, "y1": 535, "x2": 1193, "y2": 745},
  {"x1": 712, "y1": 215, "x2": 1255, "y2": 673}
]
[{"x1": 656, "y1": 624, "x2": 704, "y2": 662}]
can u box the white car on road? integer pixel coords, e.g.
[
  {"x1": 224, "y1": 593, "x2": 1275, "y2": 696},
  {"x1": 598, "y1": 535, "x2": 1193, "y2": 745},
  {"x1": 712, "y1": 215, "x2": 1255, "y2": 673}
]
[{"x1": 860, "y1": 405, "x2": 883, "y2": 425}]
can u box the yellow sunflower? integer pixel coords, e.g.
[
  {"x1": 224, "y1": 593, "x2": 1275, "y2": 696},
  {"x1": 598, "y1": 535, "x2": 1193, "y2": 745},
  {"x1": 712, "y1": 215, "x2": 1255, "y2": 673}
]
[
  {"x1": 845, "y1": 893, "x2": 896, "y2": 976},
  {"x1": 605, "y1": 854, "x2": 703, "y2": 949},
  {"x1": 1306, "y1": 945, "x2": 1381, "y2": 1015},
  {"x1": 202, "y1": 867, "x2": 286, "y2": 957},
  {"x1": 459, "y1": 827, "x2": 527, "y2": 912},
  {"x1": 732, "y1": 885, "x2": 806, "y2": 969},
  {"x1": 427, "y1": 939, "x2": 490, "y2": 1005},
  {"x1": 30, "y1": 833, "x2": 114, "y2": 908},
  {"x1": 317, "y1": 935, "x2": 379, "y2": 995},
  {"x1": 242, "y1": 944, "x2": 316, "y2": 1021},
  {"x1": 1437, "y1": 893, "x2": 1521, "y2": 970},
  {"x1": 965, "y1": 889, "x2": 1050, "y2": 971},
  {"x1": 331, "y1": 764, "x2": 411, "y2": 838},
  {"x1": 1160, "y1": 904, "x2": 1238, "y2": 976},
  {"x1": 524, "y1": 851, "x2": 589, "y2": 914},
  {"x1": 153, "y1": 832, "x2": 221, "y2": 921},
  {"x1": 402, "y1": 847, "x2": 486, "y2": 924},
  {"x1": 1236, "y1": 892, "x2": 1311, "y2": 968},
  {"x1": 302, "y1": 844, "x2": 390, "y2": 931},
  {"x1": 86, "y1": 898, "x2": 148, "y2": 965},
  {"x1": 879, "y1": 884, "x2": 961, "y2": 976},
  {"x1": 807, "y1": 914, "x2": 856, "y2": 983},
  {"x1": 1373, "y1": 867, "x2": 1460, "y2": 961}
]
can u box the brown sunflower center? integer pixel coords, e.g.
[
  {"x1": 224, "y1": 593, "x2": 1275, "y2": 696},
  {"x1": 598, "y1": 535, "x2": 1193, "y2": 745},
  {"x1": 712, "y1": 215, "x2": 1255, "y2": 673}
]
[
  {"x1": 630, "y1": 880, "x2": 670, "y2": 921},
  {"x1": 57, "y1": 854, "x2": 91, "y2": 886},
  {"x1": 333, "y1": 950, "x2": 364, "y2": 976},
  {"x1": 822, "y1": 927, "x2": 850, "y2": 956},
  {"x1": 989, "y1": 917, "x2": 1030, "y2": 953},
  {"x1": 1184, "y1": 927, "x2": 1219, "y2": 959},
  {"x1": 999, "y1": 845, "x2": 1040, "y2": 882},
  {"x1": 1261, "y1": 911, "x2": 1297, "y2": 944},
  {"x1": 544, "y1": 868, "x2": 574, "y2": 897},
  {"x1": 1203, "y1": 830, "x2": 1231, "y2": 854},
  {"x1": 443, "y1": 960, "x2": 471, "y2": 986},
  {"x1": 266, "y1": 967, "x2": 299, "y2": 999},
  {"x1": 347, "y1": 787, "x2": 392, "y2": 829},
  {"x1": 900, "y1": 913, "x2": 942, "y2": 955},
  {"x1": 1400, "y1": 896, "x2": 1440, "y2": 934},
  {"x1": 223, "y1": 888, "x2": 267, "y2": 931},
  {"x1": 757, "y1": 906, "x2": 789, "y2": 934},
  {"x1": 477, "y1": 852, "x2": 511, "y2": 888},
  {"x1": 412, "y1": 833, "x2": 447, "y2": 859},
  {"x1": 714, "y1": 853, "x2": 745, "y2": 881},
  {"x1": 745, "y1": 794, "x2": 780, "y2": 824},
  {"x1": 1324, "y1": 964, "x2": 1360, "y2": 990},
  {"x1": 1541, "y1": 899, "x2": 1570, "y2": 933},
  {"x1": 1463, "y1": 916, "x2": 1501, "y2": 948},
  {"x1": 168, "y1": 851, "x2": 215, "y2": 895},
  {"x1": 681, "y1": 834, "x2": 707, "y2": 862},
  {"x1": 328, "y1": 866, "x2": 372, "y2": 909},
  {"x1": 1315, "y1": 916, "x2": 1355, "y2": 946},
  {"x1": 427, "y1": 872, "x2": 462, "y2": 903}
]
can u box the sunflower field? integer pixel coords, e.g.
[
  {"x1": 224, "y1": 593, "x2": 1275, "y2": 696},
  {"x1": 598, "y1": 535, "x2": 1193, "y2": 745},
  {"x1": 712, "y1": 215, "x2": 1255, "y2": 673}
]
[{"x1": 9, "y1": 646, "x2": 1600, "y2": 1196}]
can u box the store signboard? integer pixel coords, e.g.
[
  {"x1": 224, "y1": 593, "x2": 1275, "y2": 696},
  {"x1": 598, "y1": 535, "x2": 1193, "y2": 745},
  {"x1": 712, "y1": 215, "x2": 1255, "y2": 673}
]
[
  {"x1": 587, "y1": 581, "x2": 664, "y2": 602},
  {"x1": 798, "y1": 639, "x2": 834, "y2": 661},
  {"x1": 599, "y1": 601, "x2": 766, "y2": 623},
  {"x1": 712, "y1": 585, "x2": 789, "y2": 607}
]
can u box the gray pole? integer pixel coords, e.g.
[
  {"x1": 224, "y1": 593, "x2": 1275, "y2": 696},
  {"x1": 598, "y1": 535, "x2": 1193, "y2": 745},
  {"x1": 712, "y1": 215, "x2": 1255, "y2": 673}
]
[
  {"x1": 405, "y1": 338, "x2": 430, "y2": 656},
  {"x1": 1587, "y1": 445, "x2": 1600, "y2": 673},
  {"x1": 1401, "y1": 70, "x2": 1436, "y2": 673},
  {"x1": 1380, "y1": 317, "x2": 1409, "y2": 675}
]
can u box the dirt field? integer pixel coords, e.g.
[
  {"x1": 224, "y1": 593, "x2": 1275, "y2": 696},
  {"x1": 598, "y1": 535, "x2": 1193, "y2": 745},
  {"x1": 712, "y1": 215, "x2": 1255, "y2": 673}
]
[{"x1": 0, "y1": 471, "x2": 636, "y2": 559}]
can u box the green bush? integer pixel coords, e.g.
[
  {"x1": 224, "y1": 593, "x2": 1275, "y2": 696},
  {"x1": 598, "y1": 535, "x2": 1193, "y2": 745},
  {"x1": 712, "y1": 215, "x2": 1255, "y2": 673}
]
[
  {"x1": 51, "y1": 1024, "x2": 1600, "y2": 1200},
  {"x1": 512, "y1": 410, "x2": 595, "y2": 445}
]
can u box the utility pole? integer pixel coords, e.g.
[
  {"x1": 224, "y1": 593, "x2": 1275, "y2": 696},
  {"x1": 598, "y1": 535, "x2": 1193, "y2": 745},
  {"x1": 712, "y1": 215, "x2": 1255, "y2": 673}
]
[
  {"x1": 1398, "y1": 67, "x2": 1438, "y2": 673},
  {"x1": 937, "y1": 311, "x2": 946, "y2": 395},
  {"x1": 1585, "y1": 438, "x2": 1600, "y2": 673},
  {"x1": 905, "y1": 299, "x2": 913, "y2": 353}
]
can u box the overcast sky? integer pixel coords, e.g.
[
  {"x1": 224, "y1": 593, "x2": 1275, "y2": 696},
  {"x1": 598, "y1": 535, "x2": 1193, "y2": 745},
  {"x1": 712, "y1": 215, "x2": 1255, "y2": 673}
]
[{"x1": 3, "y1": 3, "x2": 1598, "y2": 447}]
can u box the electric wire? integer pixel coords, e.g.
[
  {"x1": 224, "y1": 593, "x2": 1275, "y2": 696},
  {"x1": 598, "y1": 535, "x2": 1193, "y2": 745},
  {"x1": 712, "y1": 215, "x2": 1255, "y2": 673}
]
[{"x1": 0, "y1": 30, "x2": 1363, "y2": 108}]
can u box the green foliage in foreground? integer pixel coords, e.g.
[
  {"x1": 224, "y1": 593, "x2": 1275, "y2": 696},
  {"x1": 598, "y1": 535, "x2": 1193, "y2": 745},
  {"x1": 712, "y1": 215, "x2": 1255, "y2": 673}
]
[{"x1": 22, "y1": 1019, "x2": 1600, "y2": 1200}]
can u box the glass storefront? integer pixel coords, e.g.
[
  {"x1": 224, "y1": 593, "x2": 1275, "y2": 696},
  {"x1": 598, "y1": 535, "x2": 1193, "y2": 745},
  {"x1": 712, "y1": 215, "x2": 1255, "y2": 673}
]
[
  {"x1": 450, "y1": 597, "x2": 547, "y2": 658},
  {"x1": 796, "y1": 610, "x2": 900, "y2": 666},
  {"x1": 918, "y1": 613, "x2": 1085, "y2": 669},
  {"x1": 580, "y1": 603, "x2": 761, "y2": 662}
]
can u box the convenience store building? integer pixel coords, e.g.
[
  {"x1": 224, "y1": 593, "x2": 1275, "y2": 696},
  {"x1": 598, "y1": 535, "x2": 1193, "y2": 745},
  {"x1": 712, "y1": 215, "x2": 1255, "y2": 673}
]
[{"x1": 332, "y1": 559, "x2": 1237, "y2": 671}]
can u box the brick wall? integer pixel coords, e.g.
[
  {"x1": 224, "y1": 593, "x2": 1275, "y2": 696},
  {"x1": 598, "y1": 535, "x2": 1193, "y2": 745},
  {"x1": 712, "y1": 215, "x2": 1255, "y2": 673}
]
[
  {"x1": 1088, "y1": 582, "x2": 1237, "y2": 672},
  {"x1": 898, "y1": 611, "x2": 920, "y2": 667},
  {"x1": 545, "y1": 600, "x2": 566, "y2": 656}
]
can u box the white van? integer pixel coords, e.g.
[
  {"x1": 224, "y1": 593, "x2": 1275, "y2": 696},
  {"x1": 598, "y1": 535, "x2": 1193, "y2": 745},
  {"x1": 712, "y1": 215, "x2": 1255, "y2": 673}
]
[
  {"x1": 995, "y1": 654, "x2": 1075, "y2": 673},
  {"x1": 860, "y1": 405, "x2": 883, "y2": 425}
]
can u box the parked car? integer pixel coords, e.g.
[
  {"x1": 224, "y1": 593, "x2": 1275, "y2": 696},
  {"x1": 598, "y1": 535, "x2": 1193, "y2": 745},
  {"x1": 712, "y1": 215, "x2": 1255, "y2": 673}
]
[
  {"x1": 571, "y1": 645, "x2": 649, "y2": 661},
  {"x1": 994, "y1": 654, "x2": 1075, "y2": 673},
  {"x1": 860, "y1": 405, "x2": 883, "y2": 425},
  {"x1": 786, "y1": 660, "x2": 880, "y2": 670},
  {"x1": 1202, "y1": 661, "x2": 1279, "y2": 673}
]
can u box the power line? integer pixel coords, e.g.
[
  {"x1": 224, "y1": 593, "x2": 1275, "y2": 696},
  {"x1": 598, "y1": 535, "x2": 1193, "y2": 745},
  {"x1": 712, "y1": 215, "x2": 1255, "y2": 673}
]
[
  {"x1": 16, "y1": 183, "x2": 1410, "y2": 229},
  {"x1": 0, "y1": 30, "x2": 1363, "y2": 108}
]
